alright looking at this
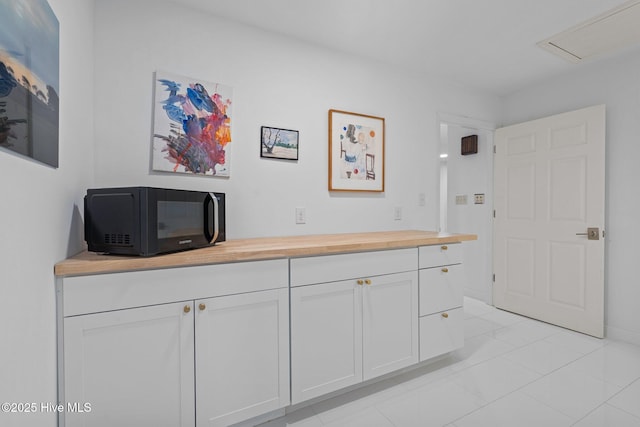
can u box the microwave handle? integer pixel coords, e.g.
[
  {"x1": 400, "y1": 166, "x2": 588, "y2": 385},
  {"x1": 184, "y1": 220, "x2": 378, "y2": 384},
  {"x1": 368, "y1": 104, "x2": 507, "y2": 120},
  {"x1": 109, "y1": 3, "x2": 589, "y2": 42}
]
[{"x1": 204, "y1": 193, "x2": 219, "y2": 244}]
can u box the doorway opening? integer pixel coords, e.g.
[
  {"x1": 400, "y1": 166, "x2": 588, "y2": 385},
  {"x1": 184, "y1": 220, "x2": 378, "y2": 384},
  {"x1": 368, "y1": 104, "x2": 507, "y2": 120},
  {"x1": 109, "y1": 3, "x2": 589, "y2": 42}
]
[{"x1": 437, "y1": 114, "x2": 495, "y2": 304}]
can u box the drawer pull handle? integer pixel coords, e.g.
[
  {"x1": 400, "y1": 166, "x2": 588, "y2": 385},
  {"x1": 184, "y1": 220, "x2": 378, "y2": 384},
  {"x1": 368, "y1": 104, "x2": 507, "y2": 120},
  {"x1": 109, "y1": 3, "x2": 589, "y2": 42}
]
[
  {"x1": 441, "y1": 312, "x2": 449, "y2": 318},
  {"x1": 183, "y1": 305, "x2": 191, "y2": 314},
  {"x1": 357, "y1": 279, "x2": 364, "y2": 285},
  {"x1": 199, "y1": 303, "x2": 206, "y2": 311},
  {"x1": 441, "y1": 268, "x2": 449, "y2": 273},
  {"x1": 365, "y1": 279, "x2": 372, "y2": 285},
  {"x1": 441, "y1": 245, "x2": 448, "y2": 251}
]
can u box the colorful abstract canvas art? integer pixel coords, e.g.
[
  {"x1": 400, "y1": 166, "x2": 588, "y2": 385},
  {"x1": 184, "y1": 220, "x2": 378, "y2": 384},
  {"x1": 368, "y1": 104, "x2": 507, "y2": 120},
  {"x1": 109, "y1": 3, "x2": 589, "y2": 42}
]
[
  {"x1": 152, "y1": 71, "x2": 232, "y2": 176},
  {"x1": 0, "y1": 0, "x2": 60, "y2": 168}
]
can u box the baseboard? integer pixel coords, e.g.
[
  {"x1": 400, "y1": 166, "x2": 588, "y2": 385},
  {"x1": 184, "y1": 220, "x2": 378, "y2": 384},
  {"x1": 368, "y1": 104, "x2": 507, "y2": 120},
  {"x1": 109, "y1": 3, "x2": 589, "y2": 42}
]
[{"x1": 606, "y1": 324, "x2": 640, "y2": 346}]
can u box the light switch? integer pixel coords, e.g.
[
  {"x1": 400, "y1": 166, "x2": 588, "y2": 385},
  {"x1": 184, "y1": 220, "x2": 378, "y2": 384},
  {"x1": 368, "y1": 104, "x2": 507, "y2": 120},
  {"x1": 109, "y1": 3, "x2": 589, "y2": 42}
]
[
  {"x1": 394, "y1": 207, "x2": 402, "y2": 220},
  {"x1": 455, "y1": 195, "x2": 467, "y2": 205},
  {"x1": 295, "y1": 207, "x2": 306, "y2": 224}
]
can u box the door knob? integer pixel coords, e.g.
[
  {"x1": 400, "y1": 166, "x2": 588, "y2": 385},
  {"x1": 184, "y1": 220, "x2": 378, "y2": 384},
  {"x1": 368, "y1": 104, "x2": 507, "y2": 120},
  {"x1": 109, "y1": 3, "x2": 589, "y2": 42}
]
[{"x1": 576, "y1": 227, "x2": 600, "y2": 240}]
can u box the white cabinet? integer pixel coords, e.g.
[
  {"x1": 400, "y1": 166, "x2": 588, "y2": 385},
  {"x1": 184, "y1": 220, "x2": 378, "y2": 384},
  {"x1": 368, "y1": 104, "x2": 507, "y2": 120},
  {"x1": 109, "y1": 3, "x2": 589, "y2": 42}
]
[
  {"x1": 418, "y1": 244, "x2": 464, "y2": 361},
  {"x1": 63, "y1": 302, "x2": 195, "y2": 427},
  {"x1": 362, "y1": 271, "x2": 419, "y2": 380},
  {"x1": 57, "y1": 235, "x2": 472, "y2": 425},
  {"x1": 290, "y1": 249, "x2": 418, "y2": 404},
  {"x1": 195, "y1": 289, "x2": 289, "y2": 427},
  {"x1": 290, "y1": 280, "x2": 363, "y2": 403},
  {"x1": 58, "y1": 259, "x2": 289, "y2": 427}
]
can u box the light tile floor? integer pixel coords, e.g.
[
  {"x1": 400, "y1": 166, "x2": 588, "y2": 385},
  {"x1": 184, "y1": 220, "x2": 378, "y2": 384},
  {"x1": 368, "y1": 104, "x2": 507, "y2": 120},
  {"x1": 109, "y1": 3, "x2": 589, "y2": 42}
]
[{"x1": 256, "y1": 297, "x2": 640, "y2": 427}]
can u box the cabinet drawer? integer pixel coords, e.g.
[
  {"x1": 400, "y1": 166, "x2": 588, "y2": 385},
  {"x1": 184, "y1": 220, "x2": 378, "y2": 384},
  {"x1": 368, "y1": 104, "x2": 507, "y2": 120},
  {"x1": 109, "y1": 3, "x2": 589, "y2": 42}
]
[
  {"x1": 419, "y1": 243, "x2": 462, "y2": 268},
  {"x1": 419, "y1": 307, "x2": 463, "y2": 362},
  {"x1": 419, "y1": 264, "x2": 463, "y2": 316},
  {"x1": 290, "y1": 248, "x2": 417, "y2": 287}
]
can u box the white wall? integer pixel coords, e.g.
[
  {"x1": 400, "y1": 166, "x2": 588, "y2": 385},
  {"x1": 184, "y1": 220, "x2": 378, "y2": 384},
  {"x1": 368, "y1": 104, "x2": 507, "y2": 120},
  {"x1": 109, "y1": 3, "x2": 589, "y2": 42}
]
[
  {"x1": 502, "y1": 49, "x2": 640, "y2": 344},
  {"x1": 92, "y1": 0, "x2": 502, "y2": 239},
  {"x1": 0, "y1": 0, "x2": 94, "y2": 426}
]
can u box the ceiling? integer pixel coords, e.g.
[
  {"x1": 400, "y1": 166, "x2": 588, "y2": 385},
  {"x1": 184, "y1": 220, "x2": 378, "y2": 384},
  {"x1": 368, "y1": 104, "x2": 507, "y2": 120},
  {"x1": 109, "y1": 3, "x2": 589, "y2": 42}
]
[{"x1": 171, "y1": 0, "x2": 639, "y2": 96}]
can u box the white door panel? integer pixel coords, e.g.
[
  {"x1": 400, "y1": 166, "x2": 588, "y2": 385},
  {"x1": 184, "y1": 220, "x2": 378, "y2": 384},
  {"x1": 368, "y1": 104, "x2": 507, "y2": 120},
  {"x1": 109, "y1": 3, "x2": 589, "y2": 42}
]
[
  {"x1": 363, "y1": 271, "x2": 418, "y2": 380},
  {"x1": 290, "y1": 281, "x2": 363, "y2": 404},
  {"x1": 195, "y1": 289, "x2": 289, "y2": 427},
  {"x1": 63, "y1": 302, "x2": 195, "y2": 427},
  {"x1": 494, "y1": 105, "x2": 605, "y2": 338}
]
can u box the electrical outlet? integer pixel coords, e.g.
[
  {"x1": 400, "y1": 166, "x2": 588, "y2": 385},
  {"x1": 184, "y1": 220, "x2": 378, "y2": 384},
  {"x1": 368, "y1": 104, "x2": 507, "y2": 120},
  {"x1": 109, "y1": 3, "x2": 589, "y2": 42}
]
[
  {"x1": 295, "y1": 207, "x2": 306, "y2": 224},
  {"x1": 474, "y1": 193, "x2": 485, "y2": 204}
]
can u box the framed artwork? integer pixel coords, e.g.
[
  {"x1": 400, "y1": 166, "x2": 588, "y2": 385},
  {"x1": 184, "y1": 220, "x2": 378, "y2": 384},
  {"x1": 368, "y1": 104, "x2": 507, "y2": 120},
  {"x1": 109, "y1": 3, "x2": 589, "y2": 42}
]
[
  {"x1": 260, "y1": 126, "x2": 299, "y2": 160},
  {"x1": 328, "y1": 109, "x2": 384, "y2": 192},
  {"x1": 152, "y1": 70, "x2": 232, "y2": 176},
  {"x1": 0, "y1": 0, "x2": 60, "y2": 168}
]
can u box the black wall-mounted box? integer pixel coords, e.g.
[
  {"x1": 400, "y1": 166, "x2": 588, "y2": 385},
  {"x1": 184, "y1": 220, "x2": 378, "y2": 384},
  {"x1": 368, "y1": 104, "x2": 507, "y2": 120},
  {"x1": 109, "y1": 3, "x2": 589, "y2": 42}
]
[{"x1": 461, "y1": 134, "x2": 478, "y2": 155}]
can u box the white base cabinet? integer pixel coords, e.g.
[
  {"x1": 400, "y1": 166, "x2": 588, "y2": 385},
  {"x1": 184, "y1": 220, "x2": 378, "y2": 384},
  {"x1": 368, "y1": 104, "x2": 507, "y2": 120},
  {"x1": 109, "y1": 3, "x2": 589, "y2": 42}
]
[
  {"x1": 57, "y1": 259, "x2": 290, "y2": 427},
  {"x1": 57, "y1": 239, "x2": 470, "y2": 425},
  {"x1": 290, "y1": 249, "x2": 419, "y2": 404}
]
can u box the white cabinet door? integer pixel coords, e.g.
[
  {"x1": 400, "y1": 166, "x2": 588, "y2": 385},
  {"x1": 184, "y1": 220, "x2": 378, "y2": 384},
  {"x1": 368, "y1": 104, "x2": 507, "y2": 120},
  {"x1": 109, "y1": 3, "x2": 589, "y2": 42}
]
[
  {"x1": 290, "y1": 281, "x2": 363, "y2": 404},
  {"x1": 63, "y1": 302, "x2": 195, "y2": 427},
  {"x1": 195, "y1": 289, "x2": 289, "y2": 427},
  {"x1": 363, "y1": 271, "x2": 418, "y2": 381}
]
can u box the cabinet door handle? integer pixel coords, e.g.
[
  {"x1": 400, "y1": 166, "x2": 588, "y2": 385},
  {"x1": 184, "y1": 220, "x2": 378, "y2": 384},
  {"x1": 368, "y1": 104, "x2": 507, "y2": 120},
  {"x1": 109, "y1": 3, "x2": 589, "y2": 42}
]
[
  {"x1": 357, "y1": 279, "x2": 364, "y2": 286},
  {"x1": 365, "y1": 279, "x2": 372, "y2": 285},
  {"x1": 183, "y1": 305, "x2": 191, "y2": 313},
  {"x1": 441, "y1": 245, "x2": 448, "y2": 251},
  {"x1": 199, "y1": 303, "x2": 206, "y2": 311},
  {"x1": 441, "y1": 267, "x2": 449, "y2": 273},
  {"x1": 441, "y1": 312, "x2": 449, "y2": 318}
]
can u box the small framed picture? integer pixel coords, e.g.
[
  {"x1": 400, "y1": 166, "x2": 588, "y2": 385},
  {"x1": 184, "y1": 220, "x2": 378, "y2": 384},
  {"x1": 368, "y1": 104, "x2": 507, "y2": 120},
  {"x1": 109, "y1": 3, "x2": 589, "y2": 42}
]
[
  {"x1": 328, "y1": 109, "x2": 385, "y2": 192},
  {"x1": 260, "y1": 126, "x2": 299, "y2": 160}
]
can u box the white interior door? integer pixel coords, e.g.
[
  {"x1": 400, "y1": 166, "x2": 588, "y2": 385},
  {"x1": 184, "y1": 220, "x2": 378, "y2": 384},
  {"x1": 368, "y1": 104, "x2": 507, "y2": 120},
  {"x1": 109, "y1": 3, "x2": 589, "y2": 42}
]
[{"x1": 493, "y1": 105, "x2": 605, "y2": 338}]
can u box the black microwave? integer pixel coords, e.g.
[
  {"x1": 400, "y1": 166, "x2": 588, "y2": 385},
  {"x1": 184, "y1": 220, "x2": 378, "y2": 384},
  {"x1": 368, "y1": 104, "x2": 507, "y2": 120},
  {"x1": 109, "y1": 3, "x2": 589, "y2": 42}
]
[{"x1": 84, "y1": 187, "x2": 225, "y2": 256}]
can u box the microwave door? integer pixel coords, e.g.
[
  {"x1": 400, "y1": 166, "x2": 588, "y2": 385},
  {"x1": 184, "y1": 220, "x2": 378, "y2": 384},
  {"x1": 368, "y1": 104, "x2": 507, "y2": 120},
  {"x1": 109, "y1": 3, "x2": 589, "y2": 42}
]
[{"x1": 204, "y1": 192, "x2": 219, "y2": 244}]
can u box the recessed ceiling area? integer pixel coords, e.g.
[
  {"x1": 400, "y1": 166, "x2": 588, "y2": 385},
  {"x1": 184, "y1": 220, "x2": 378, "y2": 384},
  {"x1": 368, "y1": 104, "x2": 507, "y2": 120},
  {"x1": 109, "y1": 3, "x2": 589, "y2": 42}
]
[{"x1": 170, "y1": 0, "x2": 640, "y2": 95}]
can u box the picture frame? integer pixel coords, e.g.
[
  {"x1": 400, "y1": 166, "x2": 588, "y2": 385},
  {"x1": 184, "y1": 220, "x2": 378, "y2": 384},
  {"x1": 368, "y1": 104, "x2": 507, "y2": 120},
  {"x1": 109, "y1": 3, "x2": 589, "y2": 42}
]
[
  {"x1": 152, "y1": 70, "x2": 233, "y2": 176},
  {"x1": 328, "y1": 109, "x2": 384, "y2": 192},
  {"x1": 260, "y1": 126, "x2": 299, "y2": 160},
  {"x1": 0, "y1": 0, "x2": 60, "y2": 168}
]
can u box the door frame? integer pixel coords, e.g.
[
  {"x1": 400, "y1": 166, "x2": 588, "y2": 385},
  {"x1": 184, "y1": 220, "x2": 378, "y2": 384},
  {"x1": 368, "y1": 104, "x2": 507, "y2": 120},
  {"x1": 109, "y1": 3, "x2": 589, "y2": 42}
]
[{"x1": 436, "y1": 113, "x2": 496, "y2": 304}]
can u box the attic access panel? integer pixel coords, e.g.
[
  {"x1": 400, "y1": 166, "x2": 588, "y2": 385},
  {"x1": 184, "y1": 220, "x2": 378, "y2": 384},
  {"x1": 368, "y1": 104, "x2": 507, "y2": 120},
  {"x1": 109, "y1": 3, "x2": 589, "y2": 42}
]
[{"x1": 538, "y1": 1, "x2": 640, "y2": 62}]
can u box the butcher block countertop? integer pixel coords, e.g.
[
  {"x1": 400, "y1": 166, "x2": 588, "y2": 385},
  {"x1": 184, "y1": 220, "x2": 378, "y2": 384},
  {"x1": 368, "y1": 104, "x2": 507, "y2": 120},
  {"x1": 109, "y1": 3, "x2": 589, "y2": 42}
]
[{"x1": 54, "y1": 230, "x2": 477, "y2": 277}]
